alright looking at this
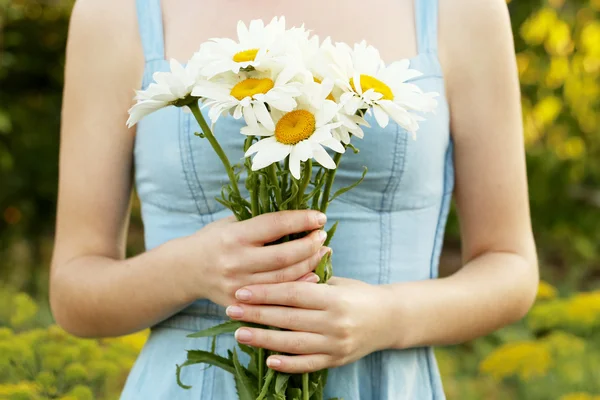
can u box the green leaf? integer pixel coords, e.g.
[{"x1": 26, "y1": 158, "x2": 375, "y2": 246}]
[
  {"x1": 346, "y1": 143, "x2": 360, "y2": 154},
  {"x1": 328, "y1": 167, "x2": 367, "y2": 203},
  {"x1": 275, "y1": 373, "x2": 291, "y2": 394},
  {"x1": 287, "y1": 388, "x2": 302, "y2": 400},
  {"x1": 315, "y1": 251, "x2": 331, "y2": 284},
  {"x1": 304, "y1": 170, "x2": 327, "y2": 203},
  {"x1": 232, "y1": 348, "x2": 259, "y2": 400},
  {"x1": 238, "y1": 344, "x2": 259, "y2": 378},
  {"x1": 187, "y1": 320, "x2": 256, "y2": 338},
  {"x1": 210, "y1": 335, "x2": 217, "y2": 354},
  {"x1": 175, "y1": 349, "x2": 237, "y2": 389},
  {"x1": 256, "y1": 368, "x2": 276, "y2": 400},
  {"x1": 323, "y1": 221, "x2": 338, "y2": 247},
  {"x1": 186, "y1": 350, "x2": 236, "y2": 375},
  {"x1": 280, "y1": 180, "x2": 299, "y2": 209}
]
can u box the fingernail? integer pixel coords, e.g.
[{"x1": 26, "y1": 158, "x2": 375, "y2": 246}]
[
  {"x1": 267, "y1": 358, "x2": 281, "y2": 368},
  {"x1": 235, "y1": 289, "x2": 252, "y2": 301},
  {"x1": 319, "y1": 247, "x2": 331, "y2": 258},
  {"x1": 301, "y1": 273, "x2": 320, "y2": 283},
  {"x1": 226, "y1": 306, "x2": 244, "y2": 318},
  {"x1": 316, "y1": 213, "x2": 327, "y2": 226},
  {"x1": 318, "y1": 230, "x2": 327, "y2": 243},
  {"x1": 235, "y1": 328, "x2": 253, "y2": 343}
]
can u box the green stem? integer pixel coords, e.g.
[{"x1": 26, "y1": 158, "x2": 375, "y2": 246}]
[
  {"x1": 188, "y1": 101, "x2": 242, "y2": 200},
  {"x1": 297, "y1": 160, "x2": 313, "y2": 210},
  {"x1": 258, "y1": 347, "x2": 264, "y2": 387},
  {"x1": 282, "y1": 158, "x2": 290, "y2": 200},
  {"x1": 302, "y1": 372, "x2": 309, "y2": 400},
  {"x1": 319, "y1": 152, "x2": 343, "y2": 213},
  {"x1": 250, "y1": 185, "x2": 259, "y2": 217},
  {"x1": 268, "y1": 164, "x2": 283, "y2": 208}
]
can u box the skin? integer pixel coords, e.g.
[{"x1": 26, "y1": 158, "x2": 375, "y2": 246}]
[{"x1": 51, "y1": 0, "x2": 538, "y2": 375}]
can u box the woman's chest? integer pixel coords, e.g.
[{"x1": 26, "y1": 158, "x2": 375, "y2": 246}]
[{"x1": 162, "y1": 0, "x2": 418, "y2": 63}]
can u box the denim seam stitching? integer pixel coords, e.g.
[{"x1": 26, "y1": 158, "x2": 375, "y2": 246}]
[
  {"x1": 186, "y1": 115, "x2": 214, "y2": 217},
  {"x1": 179, "y1": 111, "x2": 205, "y2": 220},
  {"x1": 425, "y1": 141, "x2": 454, "y2": 398}
]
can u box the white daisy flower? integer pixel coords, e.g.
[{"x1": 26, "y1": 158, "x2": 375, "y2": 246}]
[
  {"x1": 329, "y1": 41, "x2": 439, "y2": 135},
  {"x1": 127, "y1": 59, "x2": 200, "y2": 127},
  {"x1": 191, "y1": 67, "x2": 303, "y2": 129},
  {"x1": 243, "y1": 96, "x2": 344, "y2": 179},
  {"x1": 298, "y1": 74, "x2": 366, "y2": 145},
  {"x1": 194, "y1": 17, "x2": 287, "y2": 78}
]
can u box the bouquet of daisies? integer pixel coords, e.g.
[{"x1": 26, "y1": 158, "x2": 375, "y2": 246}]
[{"x1": 128, "y1": 16, "x2": 437, "y2": 400}]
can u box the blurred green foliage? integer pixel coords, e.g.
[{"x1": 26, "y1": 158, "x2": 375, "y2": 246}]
[
  {"x1": 438, "y1": 281, "x2": 600, "y2": 400},
  {"x1": 0, "y1": 289, "x2": 148, "y2": 400},
  {"x1": 0, "y1": 0, "x2": 599, "y2": 399}
]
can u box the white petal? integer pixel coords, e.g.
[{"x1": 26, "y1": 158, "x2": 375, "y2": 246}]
[
  {"x1": 312, "y1": 144, "x2": 336, "y2": 169},
  {"x1": 379, "y1": 101, "x2": 418, "y2": 131},
  {"x1": 380, "y1": 60, "x2": 423, "y2": 83},
  {"x1": 315, "y1": 100, "x2": 339, "y2": 126},
  {"x1": 252, "y1": 141, "x2": 290, "y2": 170},
  {"x1": 352, "y1": 72, "x2": 363, "y2": 95},
  {"x1": 321, "y1": 138, "x2": 345, "y2": 153},
  {"x1": 289, "y1": 148, "x2": 302, "y2": 179},
  {"x1": 126, "y1": 100, "x2": 167, "y2": 127},
  {"x1": 243, "y1": 104, "x2": 258, "y2": 127},
  {"x1": 240, "y1": 124, "x2": 273, "y2": 137},
  {"x1": 245, "y1": 136, "x2": 275, "y2": 157},
  {"x1": 237, "y1": 20, "x2": 250, "y2": 42},
  {"x1": 233, "y1": 105, "x2": 243, "y2": 119},
  {"x1": 373, "y1": 104, "x2": 390, "y2": 128},
  {"x1": 253, "y1": 102, "x2": 275, "y2": 131},
  {"x1": 311, "y1": 127, "x2": 333, "y2": 143},
  {"x1": 275, "y1": 65, "x2": 298, "y2": 86}
]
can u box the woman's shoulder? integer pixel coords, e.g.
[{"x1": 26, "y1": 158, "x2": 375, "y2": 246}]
[
  {"x1": 438, "y1": 0, "x2": 517, "y2": 103},
  {"x1": 68, "y1": 0, "x2": 143, "y2": 67},
  {"x1": 66, "y1": 0, "x2": 143, "y2": 91},
  {"x1": 438, "y1": 0, "x2": 513, "y2": 67}
]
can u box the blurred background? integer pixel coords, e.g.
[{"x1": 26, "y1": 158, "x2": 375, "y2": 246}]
[{"x1": 0, "y1": 0, "x2": 599, "y2": 399}]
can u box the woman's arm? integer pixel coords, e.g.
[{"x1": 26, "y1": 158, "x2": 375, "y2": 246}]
[
  {"x1": 219, "y1": 0, "x2": 539, "y2": 373},
  {"x1": 387, "y1": 0, "x2": 539, "y2": 348},
  {"x1": 51, "y1": 0, "x2": 328, "y2": 338},
  {"x1": 50, "y1": 0, "x2": 191, "y2": 337}
]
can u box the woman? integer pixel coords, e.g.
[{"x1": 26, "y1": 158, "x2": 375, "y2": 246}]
[{"x1": 50, "y1": 0, "x2": 538, "y2": 398}]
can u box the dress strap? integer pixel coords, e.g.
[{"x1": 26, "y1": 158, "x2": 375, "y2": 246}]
[
  {"x1": 415, "y1": 0, "x2": 439, "y2": 54},
  {"x1": 135, "y1": 0, "x2": 166, "y2": 63}
]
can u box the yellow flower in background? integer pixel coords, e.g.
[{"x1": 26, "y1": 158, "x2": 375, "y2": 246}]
[
  {"x1": 537, "y1": 280, "x2": 558, "y2": 301},
  {"x1": 565, "y1": 292, "x2": 600, "y2": 328},
  {"x1": 0, "y1": 382, "x2": 39, "y2": 398},
  {"x1": 560, "y1": 393, "x2": 600, "y2": 400},
  {"x1": 103, "y1": 330, "x2": 149, "y2": 353},
  {"x1": 479, "y1": 341, "x2": 552, "y2": 381},
  {"x1": 529, "y1": 290, "x2": 600, "y2": 333},
  {"x1": 542, "y1": 331, "x2": 586, "y2": 358},
  {"x1": 520, "y1": 8, "x2": 558, "y2": 45}
]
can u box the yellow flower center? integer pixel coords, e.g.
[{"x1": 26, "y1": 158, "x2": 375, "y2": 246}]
[
  {"x1": 350, "y1": 74, "x2": 394, "y2": 100},
  {"x1": 275, "y1": 110, "x2": 316, "y2": 145},
  {"x1": 230, "y1": 78, "x2": 275, "y2": 100},
  {"x1": 313, "y1": 77, "x2": 335, "y2": 101},
  {"x1": 233, "y1": 49, "x2": 259, "y2": 63}
]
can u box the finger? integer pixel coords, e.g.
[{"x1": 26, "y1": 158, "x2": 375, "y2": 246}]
[
  {"x1": 235, "y1": 210, "x2": 327, "y2": 244},
  {"x1": 266, "y1": 354, "x2": 331, "y2": 374},
  {"x1": 234, "y1": 327, "x2": 327, "y2": 355},
  {"x1": 297, "y1": 273, "x2": 320, "y2": 283},
  {"x1": 251, "y1": 243, "x2": 329, "y2": 278},
  {"x1": 226, "y1": 304, "x2": 326, "y2": 332},
  {"x1": 235, "y1": 282, "x2": 329, "y2": 309}
]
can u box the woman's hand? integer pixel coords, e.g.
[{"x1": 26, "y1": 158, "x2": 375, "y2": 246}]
[
  {"x1": 224, "y1": 277, "x2": 395, "y2": 373},
  {"x1": 173, "y1": 210, "x2": 329, "y2": 307}
]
